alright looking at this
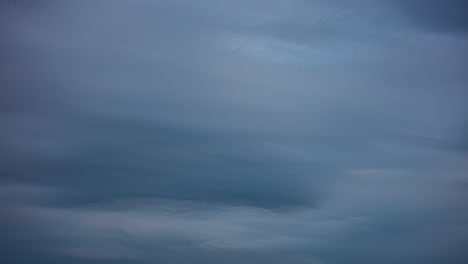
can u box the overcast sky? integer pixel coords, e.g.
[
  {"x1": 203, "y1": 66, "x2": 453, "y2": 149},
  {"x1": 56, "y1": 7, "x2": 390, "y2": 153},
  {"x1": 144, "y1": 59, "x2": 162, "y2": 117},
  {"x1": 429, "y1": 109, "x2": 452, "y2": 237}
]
[{"x1": 1, "y1": 0, "x2": 467, "y2": 263}]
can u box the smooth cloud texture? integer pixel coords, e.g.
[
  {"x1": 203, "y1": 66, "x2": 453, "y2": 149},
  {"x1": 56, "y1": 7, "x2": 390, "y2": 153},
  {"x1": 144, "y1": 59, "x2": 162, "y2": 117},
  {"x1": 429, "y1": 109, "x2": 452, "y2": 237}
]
[{"x1": 1, "y1": 0, "x2": 467, "y2": 263}]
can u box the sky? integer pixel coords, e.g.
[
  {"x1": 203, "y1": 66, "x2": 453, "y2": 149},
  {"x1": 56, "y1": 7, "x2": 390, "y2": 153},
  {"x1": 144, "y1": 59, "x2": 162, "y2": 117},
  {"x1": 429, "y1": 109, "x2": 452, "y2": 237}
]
[{"x1": 0, "y1": 0, "x2": 467, "y2": 263}]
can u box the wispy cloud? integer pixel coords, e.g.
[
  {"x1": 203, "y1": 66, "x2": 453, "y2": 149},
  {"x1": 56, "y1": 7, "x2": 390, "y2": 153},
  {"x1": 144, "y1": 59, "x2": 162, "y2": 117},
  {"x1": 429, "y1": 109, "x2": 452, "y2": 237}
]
[{"x1": 1, "y1": 0, "x2": 467, "y2": 263}]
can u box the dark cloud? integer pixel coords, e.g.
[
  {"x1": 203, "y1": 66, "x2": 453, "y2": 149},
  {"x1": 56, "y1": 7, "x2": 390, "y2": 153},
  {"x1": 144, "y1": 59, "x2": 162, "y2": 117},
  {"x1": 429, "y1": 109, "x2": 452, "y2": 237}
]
[
  {"x1": 394, "y1": 0, "x2": 468, "y2": 33},
  {"x1": 1, "y1": 0, "x2": 468, "y2": 263}
]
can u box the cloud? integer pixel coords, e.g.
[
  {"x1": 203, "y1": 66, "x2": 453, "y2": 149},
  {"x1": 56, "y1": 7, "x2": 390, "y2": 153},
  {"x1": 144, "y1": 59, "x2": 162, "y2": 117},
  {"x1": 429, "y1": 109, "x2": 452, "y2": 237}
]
[
  {"x1": 2, "y1": 174, "x2": 467, "y2": 263},
  {"x1": 1, "y1": 0, "x2": 468, "y2": 263},
  {"x1": 392, "y1": 0, "x2": 468, "y2": 33}
]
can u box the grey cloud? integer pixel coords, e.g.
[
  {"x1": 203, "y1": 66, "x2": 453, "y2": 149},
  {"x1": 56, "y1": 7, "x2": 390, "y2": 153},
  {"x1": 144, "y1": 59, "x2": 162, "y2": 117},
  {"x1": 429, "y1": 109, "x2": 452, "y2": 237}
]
[
  {"x1": 393, "y1": 0, "x2": 468, "y2": 33},
  {"x1": 1, "y1": 0, "x2": 468, "y2": 263},
  {"x1": 2, "y1": 170, "x2": 467, "y2": 263}
]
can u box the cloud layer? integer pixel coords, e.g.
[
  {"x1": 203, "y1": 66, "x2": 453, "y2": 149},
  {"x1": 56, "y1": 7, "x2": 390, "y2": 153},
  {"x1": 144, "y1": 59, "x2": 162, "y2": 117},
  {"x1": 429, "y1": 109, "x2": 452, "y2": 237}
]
[{"x1": 1, "y1": 0, "x2": 467, "y2": 263}]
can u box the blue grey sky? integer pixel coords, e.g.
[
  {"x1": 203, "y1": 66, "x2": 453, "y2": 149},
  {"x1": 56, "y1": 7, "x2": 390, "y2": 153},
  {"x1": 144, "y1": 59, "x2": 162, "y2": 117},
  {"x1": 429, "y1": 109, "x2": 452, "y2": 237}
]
[{"x1": 1, "y1": 0, "x2": 467, "y2": 263}]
